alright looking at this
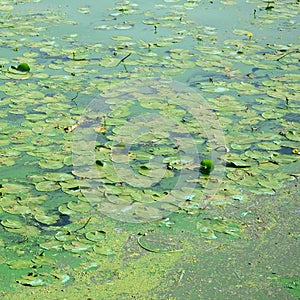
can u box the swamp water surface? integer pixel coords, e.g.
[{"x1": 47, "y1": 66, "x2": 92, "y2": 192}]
[{"x1": 0, "y1": 0, "x2": 299, "y2": 299}]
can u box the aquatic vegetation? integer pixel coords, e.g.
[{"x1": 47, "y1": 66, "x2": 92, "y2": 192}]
[
  {"x1": 15, "y1": 62, "x2": 30, "y2": 72},
  {"x1": 200, "y1": 159, "x2": 214, "y2": 175},
  {"x1": 0, "y1": 0, "x2": 299, "y2": 298}
]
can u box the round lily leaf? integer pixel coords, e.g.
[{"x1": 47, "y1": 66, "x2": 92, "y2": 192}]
[
  {"x1": 244, "y1": 150, "x2": 268, "y2": 160},
  {"x1": 5, "y1": 70, "x2": 30, "y2": 80},
  {"x1": 285, "y1": 131, "x2": 300, "y2": 142},
  {"x1": 35, "y1": 213, "x2": 59, "y2": 225},
  {"x1": 257, "y1": 142, "x2": 281, "y2": 151},
  {"x1": 7, "y1": 259, "x2": 33, "y2": 269},
  {"x1": 17, "y1": 276, "x2": 45, "y2": 287},
  {"x1": 39, "y1": 159, "x2": 64, "y2": 170},
  {"x1": 2, "y1": 204, "x2": 31, "y2": 215},
  {"x1": 35, "y1": 181, "x2": 61, "y2": 192},
  {"x1": 258, "y1": 177, "x2": 283, "y2": 189},
  {"x1": 3, "y1": 183, "x2": 31, "y2": 194},
  {"x1": 4, "y1": 223, "x2": 40, "y2": 237},
  {"x1": 258, "y1": 162, "x2": 280, "y2": 171},
  {"x1": 67, "y1": 200, "x2": 91, "y2": 212},
  {"x1": 63, "y1": 241, "x2": 93, "y2": 253},
  {"x1": 58, "y1": 204, "x2": 74, "y2": 216},
  {"x1": 230, "y1": 143, "x2": 251, "y2": 151},
  {"x1": 39, "y1": 240, "x2": 62, "y2": 250},
  {"x1": 93, "y1": 245, "x2": 115, "y2": 256},
  {"x1": 262, "y1": 110, "x2": 285, "y2": 120},
  {"x1": 138, "y1": 164, "x2": 173, "y2": 179},
  {"x1": 44, "y1": 172, "x2": 74, "y2": 182},
  {"x1": 137, "y1": 231, "x2": 184, "y2": 253},
  {"x1": 114, "y1": 22, "x2": 134, "y2": 30},
  {"x1": 55, "y1": 231, "x2": 73, "y2": 242},
  {"x1": 85, "y1": 231, "x2": 106, "y2": 242},
  {"x1": 32, "y1": 254, "x2": 55, "y2": 265},
  {"x1": 1, "y1": 219, "x2": 23, "y2": 229}
]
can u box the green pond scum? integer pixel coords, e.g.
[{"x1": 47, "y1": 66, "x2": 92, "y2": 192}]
[{"x1": 0, "y1": 0, "x2": 299, "y2": 299}]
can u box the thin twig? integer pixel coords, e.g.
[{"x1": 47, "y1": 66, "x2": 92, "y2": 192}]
[
  {"x1": 116, "y1": 53, "x2": 132, "y2": 66},
  {"x1": 74, "y1": 216, "x2": 92, "y2": 232},
  {"x1": 276, "y1": 49, "x2": 299, "y2": 61},
  {"x1": 70, "y1": 91, "x2": 79, "y2": 108},
  {"x1": 178, "y1": 270, "x2": 185, "y2": 283},
  {"x1": 71, "y1": 91, "x2": 79, "y2": 102}
]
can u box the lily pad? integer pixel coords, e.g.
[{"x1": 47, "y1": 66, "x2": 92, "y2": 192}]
[
  {"x1": 285, "y1": 131, "x2": 300, "y2": 142},
  {"x1": 17, "y1": 275, "x2": 45, "y2": 287},
  {"x1": 1, "y1": 219, "x2": 23, "y2": 229},
  {"x1": 39, "y1": 159, "x2": 64, "y2": 170},
  {"x1": 93, "y1": 245, "x2": 115, "y2": 256},
  {"x1": 35, "y1": 181, "x2": 61, "y2": 192},
  {"x1": 197, "y1": 217, "x2": 241, "y2": 239},
  {"x1": 63, "y1": 241, "x2": 93, "y2": 253},
  {"x1": 35, "y1": 213, "x2": 59, "y2": 225},
  {"x1": 85, "y1": 230, "x2": 106, "y2": 242},
  {"x1": 32, "y1": 254, "x2": 56, "y2": 265},
  {"x1": 44, "y1": 172, "x2": 74, "y2": 182},
  {"x1": 262, "y1": 110, "x2": 285, "y2": 120},
  {"x1": 2, "y1": 183, "x2": 31, "y2": 194},
  {"x1": 7, "y1": 259, "x2": 33, "y2": 269},
  {"x1": 137, "y1": 231, "x2": 184, "y2": 253},
  {"x1": 67, "y1": 200, "x2": 91, "y2": 213}
]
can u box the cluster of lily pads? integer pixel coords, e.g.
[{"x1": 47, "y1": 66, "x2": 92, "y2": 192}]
[
  {"x1": 0, "y1": 0, "x2": 299, "y2": 291},
  {"x1": 70, "y1": 77, "x2": 225, "y2": 222}
]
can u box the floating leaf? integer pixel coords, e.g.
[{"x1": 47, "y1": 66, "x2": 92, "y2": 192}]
[
  {"x1": 7, "y1": 259, "x2": 33, "y2": 269},
  {"x1": 93, "y1": 245, "x2": 115, "y2": 256},
  {"x1": 3, "y1": 183, "x2": 31, "y2": 194},
  {"x1": 39, "y1": 240, "x2": 62, "y2": 250},
  {"x1": 257, "y1": 142, "x2": 281, "y2": 151},
  {"x1": 32, "y1": 254, "x2": 55, "y2": 265},
  {"x1": 78, "y1": 6, "x2": 90, "y2": 14},
  {"x1": 286, "y1": 131, "x2": 300, "y2": 142},
  {"x1": 64, "y1": 241, "x2": 93, "y2": 252},
  {"x1": 35, "y1": 181, "x2": 61, "y2": 192},
  {"x1": 197, "y1": 217, "x2": 241, "y2": 239},
  {"x1": 85, "y1": 230, "x2": 106, "y2": 242},
  {"x1": 67, "y1": 200, "x2": 91, "y2": 212},
  {"x1": 39, "y1": 159, "x2": 64, "y2": 170},
  {"x1": 1, "y1": 219, "x2": 23, "y2": 229},
  {"x1": 44, "y1": 172, "x2": 74, "y2": 182},
  {"x1": 17, "y1": 275, "x2": 45, "y2": 287},
  {"x1": 262, "y1": 110, "x2": 285, "y2": 120},
  {"x1": 58, "y1": 204, "x2": 74, "y2": 216},
  {"x1": 137, "y1": 231, "x2": 184, "y2": 253},
  {"x1": 35, "y1": 213, "x2": 59, "y2": 225},
  {"x1": 2, "y1": 204, "x2": 31, "y2": 215}
]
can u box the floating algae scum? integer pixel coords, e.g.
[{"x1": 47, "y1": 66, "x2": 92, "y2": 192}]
[{"x1": 0, "y1": 0, "x2": 299, "y2": 299}]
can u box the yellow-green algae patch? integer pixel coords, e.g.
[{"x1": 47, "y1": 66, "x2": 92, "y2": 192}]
[{"x1": 2, "y1": 250, "x2": 182, "y2": 300}]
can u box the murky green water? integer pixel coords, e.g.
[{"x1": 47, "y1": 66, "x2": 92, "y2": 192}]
[{"x1": 0, "y1": 0, "x2": 299, "y2": 299}]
